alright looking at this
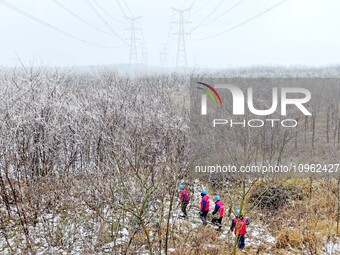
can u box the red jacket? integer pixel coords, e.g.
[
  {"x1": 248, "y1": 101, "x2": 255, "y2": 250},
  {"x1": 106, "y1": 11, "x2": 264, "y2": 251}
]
[
  {"x1": 200, "y1": 195, "x2": 210, "y2": 212},
  {"x1": 215, "y1": 200, "x2": 225, "y2": 218},
  {"x1": 233, "y1": 217, "x2": 247, "y2": 235},
  {"x1": 180, "y1": 189, "x2": 189, "y2": 202}
]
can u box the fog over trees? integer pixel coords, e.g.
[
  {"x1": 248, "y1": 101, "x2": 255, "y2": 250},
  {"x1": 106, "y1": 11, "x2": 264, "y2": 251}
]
[{"x1": 0, "y1": 66, "x2": 339, "y2": 254}]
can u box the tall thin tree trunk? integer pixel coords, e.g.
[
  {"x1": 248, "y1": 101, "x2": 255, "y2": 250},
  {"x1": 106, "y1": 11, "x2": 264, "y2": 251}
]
[
  {"x1": 233, "y1": 176, "x2": 246, "y2": 255},
  {"x1": 165, "y1": 188, "x2": 176, "y2": 255},
  {"x1": 337, "y1": 175, "x2": 340, "y2": 236}
]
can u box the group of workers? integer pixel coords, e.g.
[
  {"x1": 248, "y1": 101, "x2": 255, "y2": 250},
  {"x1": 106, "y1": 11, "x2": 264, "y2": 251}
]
[{"x1": 178, "y1": 184, "x2": 249, "y2": 250}]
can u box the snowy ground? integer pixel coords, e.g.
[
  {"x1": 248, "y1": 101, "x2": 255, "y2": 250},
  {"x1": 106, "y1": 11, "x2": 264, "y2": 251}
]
[{"x1": 1, "y1": 179, "x2": 340, "y2": 255}]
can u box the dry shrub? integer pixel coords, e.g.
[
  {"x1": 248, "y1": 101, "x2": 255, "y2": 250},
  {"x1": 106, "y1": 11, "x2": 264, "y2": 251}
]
[
  {"x1": 275, "y1": 227, "x2": 302, "y2": 249},
  {"x1": 172, "y1": 226, "x2": 230, "y2": 255},
  {"x1": 300, "y1": 218, "x2": 324, "y2": 255},
  {"x1": 302, "y1": 230, "x2": 319, "y2": 255},
  {"x1": 248, "y1": 182, "x2": 303, "y2": 212}
]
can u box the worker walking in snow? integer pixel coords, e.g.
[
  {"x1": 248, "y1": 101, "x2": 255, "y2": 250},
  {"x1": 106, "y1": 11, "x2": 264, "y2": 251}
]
[
  {"x1": 179, "y1": 184, "x2": 190, "y2": 217},
  {"x1": 211, "y1": 195, "x2": 224, "y2": 231},
  {"x1": 229, "y1": 209, "x2": 249, "y2": 250},
  {"x1": 200, "y1": 189, "x2": 210, "y2": 226}
]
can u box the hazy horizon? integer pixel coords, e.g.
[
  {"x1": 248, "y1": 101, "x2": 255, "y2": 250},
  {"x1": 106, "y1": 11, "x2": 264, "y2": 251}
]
[{"x1": 1, "y1": 0, "x2": 340, "y2": 68}]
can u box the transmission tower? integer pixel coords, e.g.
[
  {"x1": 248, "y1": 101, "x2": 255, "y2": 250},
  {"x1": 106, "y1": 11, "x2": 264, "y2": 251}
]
[
  {"x1": 172, "y1": 8, "x2": 191, "y2": 69},
  {"x1": 160, "y1": 43, "x2": 168, "y2": 68},
  {"x1": 125, "y1": 16, "x2": 142, "y2": 67},
  {"x1": 141, "y1": 42, "x2": 148, "y2": 66}
]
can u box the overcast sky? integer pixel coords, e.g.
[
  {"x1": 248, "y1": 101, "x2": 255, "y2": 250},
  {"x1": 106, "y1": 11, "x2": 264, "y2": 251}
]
[{"x1": 0, "y1": 0, "x2": 339, "y2": 68}]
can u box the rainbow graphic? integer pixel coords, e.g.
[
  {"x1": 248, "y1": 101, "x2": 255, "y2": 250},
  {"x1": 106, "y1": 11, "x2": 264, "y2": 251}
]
[{"x1": 196, "y1": 82, "x2": 223, "y2": 105}]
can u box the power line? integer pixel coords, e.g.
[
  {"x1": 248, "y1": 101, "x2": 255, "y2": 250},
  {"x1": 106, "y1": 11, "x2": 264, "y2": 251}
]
[
  {"x1": 189, "y1": 0, "x2": 197, "y2": 9},
  {"x1": 193, "y1": 0, "x2": 226, "y2": 30},
  {"x1": 85, "y1": 0, "x2": 128, "y2": 45},
  {"x1": 122, "y1": 0, "x2": 133, "y2": 17},
  {"x1": 91, "y1": 0, "x2": 124, "y2": 24},
  {"x1": 190, "y1": 0, "x2": 210, "y2": 16},
  {"x1": 51, "y1": 0, "x2": 113, "y2": 36},
  {"x1": 193, "y1": 0, "x2": 290, "y2": 41},
  {"x1": 116, "y1": 0, "x2": 128, "y2": 17},
  {"x1": 181, "y1": 0, "x2": 196, "y2": 10},
  {"x1": 0, "y1": 0, "x2": 122, "y2": 49},
  {"x1": 194, "y1": 0, "x2": 247, "y2": 30},
  {"x1": 180, "y1": 0, "x2": 187, "y2": 9}
]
